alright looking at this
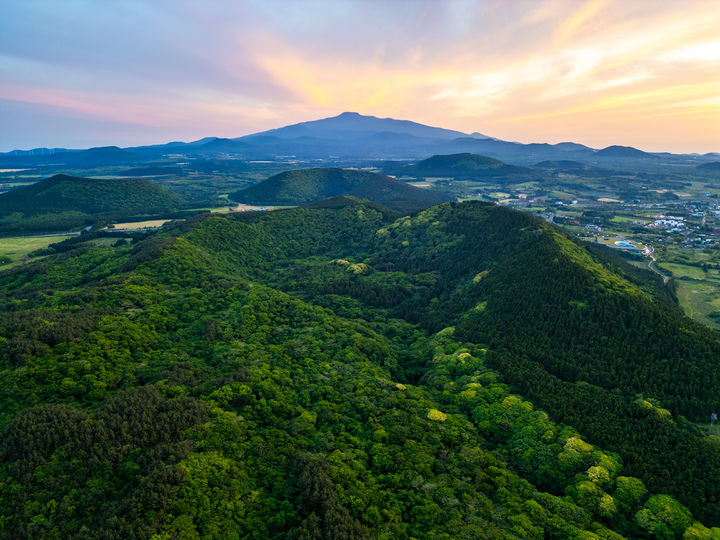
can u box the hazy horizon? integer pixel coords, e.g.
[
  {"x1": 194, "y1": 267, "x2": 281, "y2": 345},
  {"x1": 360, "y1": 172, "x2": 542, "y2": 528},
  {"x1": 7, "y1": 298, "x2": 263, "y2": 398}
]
[{"x1": 1, "y1": 0, "x2": 718, "y2": 153}]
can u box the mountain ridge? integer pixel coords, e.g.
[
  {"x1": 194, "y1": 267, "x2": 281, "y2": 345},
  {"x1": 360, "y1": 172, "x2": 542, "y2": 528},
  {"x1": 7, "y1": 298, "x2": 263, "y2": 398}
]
[
  {"x1": 2, "y1": 113, "x2": 717, "y2": 163},
  {"x1": 2, "y1": 199, "x2": 720, "y2": 537}
]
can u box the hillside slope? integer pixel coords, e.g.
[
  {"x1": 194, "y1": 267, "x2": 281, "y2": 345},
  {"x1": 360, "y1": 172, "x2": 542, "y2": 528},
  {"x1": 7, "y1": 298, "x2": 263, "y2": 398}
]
[
  {"x1": 401, "y1": 153, "x2": 535, "y2": 179},
  {"x1": 0, "y1": 174, "x2": 184, "y2": 232},
  {"x1": 225, "y1": 201, "x2": 720, "y2": 524},
  {"x1": 595, "y1": 145, "x2": 656, "y2": 159},
  {"x1": 231, "y1": 167, "x2": 452, "y2": 211},
  {"x1": 238, "y1": 111, "x2": 467, "y2": 141},
  {"x1": 1, "y1": 201, "x2": 719, "y2": 537},
  {"x1": 698, "y1": 161, "x2": 720, "y2": 171}
]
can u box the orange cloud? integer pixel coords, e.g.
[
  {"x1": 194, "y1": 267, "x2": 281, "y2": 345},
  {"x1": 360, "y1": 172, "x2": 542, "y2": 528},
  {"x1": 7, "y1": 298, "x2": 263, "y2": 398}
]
[{"x1": 2, "y1": 0, "x2": 717, "y2": 152}]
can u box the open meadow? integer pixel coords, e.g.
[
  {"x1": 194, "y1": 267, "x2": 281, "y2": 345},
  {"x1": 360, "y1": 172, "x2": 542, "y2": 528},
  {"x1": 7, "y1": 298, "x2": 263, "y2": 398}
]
[{"x1": 0, "y1": 235, "x2": 73, "y2": 267}]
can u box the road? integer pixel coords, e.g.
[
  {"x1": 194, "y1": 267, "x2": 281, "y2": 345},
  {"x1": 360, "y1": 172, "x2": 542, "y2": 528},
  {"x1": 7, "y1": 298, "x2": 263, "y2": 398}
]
[{"x1": 645, "y1": 247, "x2": 670, "y2": 285}]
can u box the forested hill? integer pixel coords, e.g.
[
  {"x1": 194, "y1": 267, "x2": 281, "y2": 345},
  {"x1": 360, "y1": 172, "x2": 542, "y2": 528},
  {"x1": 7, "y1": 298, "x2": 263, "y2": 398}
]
[
  {"x1": 230, "y1": 167, "x2": 452, "y2": 211},
  {"x1": 400, "y1": 152, "x2": 534, "y2": 178},
  {"x1": 1, "y1": 200, "x2": 720, "y2": 538},
  {"x1": 0, "y1": 174, "x2": 184, "y2": 232}
]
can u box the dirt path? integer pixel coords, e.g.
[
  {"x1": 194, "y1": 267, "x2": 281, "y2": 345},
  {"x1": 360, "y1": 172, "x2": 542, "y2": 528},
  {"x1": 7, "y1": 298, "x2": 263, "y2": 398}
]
[{"x1": 647, "y1": 252, "x2": 670, "y2": 285}]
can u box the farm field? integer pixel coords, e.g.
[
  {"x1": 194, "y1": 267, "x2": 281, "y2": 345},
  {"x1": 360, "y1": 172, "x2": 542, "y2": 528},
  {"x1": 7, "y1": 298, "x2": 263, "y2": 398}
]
[
  {"x1": 674, "y1": 280, "x2": 720, "y2": 328},
  {"x1": 653, "y1": 247, "x2": 720, "y2": 328},
  {"x1": 110, "y1": 219, "x2": 173, "y2": 230},
  {"x1": 658, "y1": 262, "x2": 718, "y2": 281},
  {"x1": 0, "y1": 235, "x2": 73, "y2": 267}
]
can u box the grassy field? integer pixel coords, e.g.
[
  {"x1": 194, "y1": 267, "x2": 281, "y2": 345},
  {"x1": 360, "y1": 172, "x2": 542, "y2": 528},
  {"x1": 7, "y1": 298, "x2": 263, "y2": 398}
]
[
  {"x1": 674, "y1": 280, "x2": 720, "y2": 329},
  {"x1": 654, "y1": 247, "x2": 720, "y2": 329},
  {"x1": 0, "y1": 236, "x2": 72, "y2": 268},
  {"x1": 111, "y1": 219, "x2": 173, "y2": 230},
  {"x1": 658, "y1": 262, "x2": 717, "y2": 281},
  {"x1": 405, "y1": 181, "x2": 432, "y2": 188},
  {"x1": 610, "y1": 215, "x2": 647, "y2": 224}
]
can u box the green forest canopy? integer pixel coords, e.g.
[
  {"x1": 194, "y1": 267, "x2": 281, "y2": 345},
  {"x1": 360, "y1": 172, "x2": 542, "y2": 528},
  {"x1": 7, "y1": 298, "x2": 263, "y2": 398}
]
[
  {"x1": 0, "y1": 174, "x2": 184, "y2": 232},
  {"x1": 1, "y1": 200, "x2": 719, "y2": 538},
  {"x1": 230, "y1": 167, "x2": 451, "y2": 211}
]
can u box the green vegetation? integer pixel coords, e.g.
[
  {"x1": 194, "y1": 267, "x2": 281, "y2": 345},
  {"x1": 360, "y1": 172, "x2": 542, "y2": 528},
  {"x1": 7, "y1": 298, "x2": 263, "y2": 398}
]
[
  {"x1": 231, "y1": 168, "x2": 451, "y2": 211},
  {"x1": 654, "y1": 248, "x2": 720, "y2": 328},
  {"x1": 0, "y1": 174, "x2": 185, "y2": 232},
  {"x1": 117, "y1": 166, "x2": 182, "y2": 176},
  {"x1": 697, "y1": 162, "x2": 720, "y2": 171},
  {"x1": 401, "y1": 152, "x2": 532, "y2": 179},
  {"x1": 111, "y1": 219, "x2": 174, "y2": 230},
  {"x1": 1, "y1": 199, "x2": 720, "y2": 538},
  {"x1": 0, "y1": 235, "x2": 73, "y2": 267},
  {"x1": 413, "y1": 152, "x2": 505, "y2": 172}
]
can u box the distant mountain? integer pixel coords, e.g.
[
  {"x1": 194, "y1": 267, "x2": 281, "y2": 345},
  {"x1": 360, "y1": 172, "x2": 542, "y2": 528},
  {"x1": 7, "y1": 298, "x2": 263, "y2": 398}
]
[
  {"x1": 238, "y1": 111, "x2": 467, "y2": 142},
  {"x1": 49, "y1": 146, "x2": 141, "y2": 166},
  {"x1": 401, "y1": 153, "x2": 535, "y2": 178},
  {"x1": 553, "y1": 142, "x2": 593, "y2": 152},
  {"x1": 534, "y1": 159, "x2": 587, "y2": 169},
  {"x1": 0, "y1": 146, "x2": 141, "y2": 168},
  {"x1": 697, "y1": 161, "x2": 720, "y2": 171},
  {"x1": 595, "y1": 145, "x2": 657, "y2": 159},
  {"x1": 442, "y1": 137, "x2": 597, "y2": 164},
  {"x1": 4, "y1": 112, "x2": 709, "y2": 165},
  {"x1": 192, "y1": 138, "x2": 250, "y2": 156},
  {"x1": 0, "y1": 174, "x2": 184, "y2": 232},
  {"x1": 5, "y1": 147, "x2": 73, "y2": 156},
  {"x1": 230, "y1": 168, "x2": 452, "y2": 211}
]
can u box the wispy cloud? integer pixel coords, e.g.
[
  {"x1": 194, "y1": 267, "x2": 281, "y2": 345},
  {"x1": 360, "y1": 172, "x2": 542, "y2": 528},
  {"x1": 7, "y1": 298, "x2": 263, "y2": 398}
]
[{"x1": 0, "y1": 0, "x2": 717, "y2": 152}]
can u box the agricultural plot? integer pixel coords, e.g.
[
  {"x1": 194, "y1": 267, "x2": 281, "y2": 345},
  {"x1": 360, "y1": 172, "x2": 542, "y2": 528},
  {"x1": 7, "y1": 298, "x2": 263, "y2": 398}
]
[
  {"x1": 110, "y1": 219, "x2": 173, "y2": 230},
  {"x1": 674, "y1": 280, "x2": 720, "y2": 329},
  {"x1": 655, "y1": 247, "x2": 720, "y2": 328},
  {"x1": 0, "y1": 235, "x2": 72, "y2": 267}
]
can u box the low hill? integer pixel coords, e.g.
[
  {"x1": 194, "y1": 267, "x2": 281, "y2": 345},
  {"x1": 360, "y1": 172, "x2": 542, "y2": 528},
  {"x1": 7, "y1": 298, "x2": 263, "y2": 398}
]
[
  {"x1": 697, "y1": 161, "x2": 720, "y2": 171},
  {"x1": 403, "y1": 152, "x2": 534, "y2": 178},
  {"x1": 231, "y1": 167, "x2": 451, "y2": 211},
  {"x1": 0, "y1": 174, "x2": 184, "y2": 232},
  {"x1": 192, "y1": 138, "x2": 250, "y2": 155},
  {"x1": 53, "y1": 146, "x2": 140, "y2": 166},
  {"x1": 554, "y1": 142, "x2": 593, "y2": 151},
  {"x1": 534, "y1": 159, "x2": 587, "y2": 169},
  {"x1": 595, "y1": 145, "x2": 656, "y2": 159}
]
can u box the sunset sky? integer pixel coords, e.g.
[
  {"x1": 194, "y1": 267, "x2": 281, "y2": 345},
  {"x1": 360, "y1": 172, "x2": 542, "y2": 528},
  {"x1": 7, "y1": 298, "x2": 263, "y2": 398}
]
[{"x1": 1, "y1": 0, "x2": 718, "y2": 153}]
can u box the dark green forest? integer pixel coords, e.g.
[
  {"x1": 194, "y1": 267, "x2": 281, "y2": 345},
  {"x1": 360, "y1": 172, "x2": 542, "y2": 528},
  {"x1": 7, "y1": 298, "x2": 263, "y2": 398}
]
[
  {"x1": 230, "y1": 168, "x2": 451, "y2": 211},
  {"x1": 397, "y1": 153, "x2": 531, "y2": 179},
  {"x1": 1, "y1": 200, "x2": 719, "y2": 539},
  {"x1": 0, "y1": 174, "x2": 184, "y2": 232}
]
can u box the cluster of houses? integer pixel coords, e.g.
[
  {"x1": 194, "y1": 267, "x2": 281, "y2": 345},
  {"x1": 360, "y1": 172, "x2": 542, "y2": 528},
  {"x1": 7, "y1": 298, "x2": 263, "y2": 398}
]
[{"x1": 647, "y1": 216, "x2": 687, "y2": 232}]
